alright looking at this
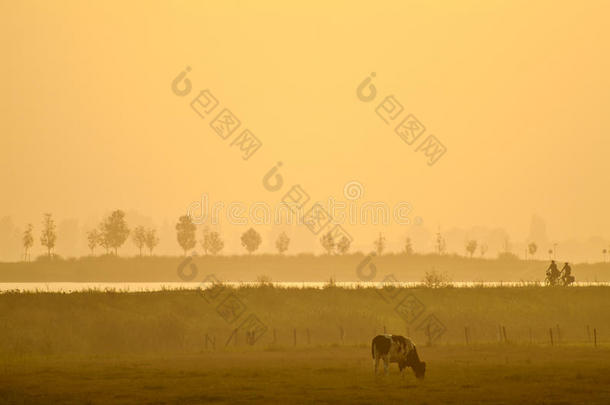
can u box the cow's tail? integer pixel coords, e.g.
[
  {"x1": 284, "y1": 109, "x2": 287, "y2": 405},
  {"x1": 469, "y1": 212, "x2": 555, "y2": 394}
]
[{"x1": 371, "y1": 341, "x2": 375, "y2": 359}]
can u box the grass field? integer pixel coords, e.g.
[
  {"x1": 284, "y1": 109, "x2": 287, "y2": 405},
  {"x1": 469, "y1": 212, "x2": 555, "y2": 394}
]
[
  {"x1": 1, "y1": 287, "x2": 609, "y2": 403},
  {"x1": 1, "y1": 286, "x2": 608, "y2": 355},
  {"x1": 1, "y1": 345, "x2": 609, "y2": 404}
]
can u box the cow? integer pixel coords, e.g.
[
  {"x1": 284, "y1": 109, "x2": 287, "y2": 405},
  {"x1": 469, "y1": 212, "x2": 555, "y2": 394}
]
[{"x1": 371, "y1": 334, "x2": 426, "y2": 379}]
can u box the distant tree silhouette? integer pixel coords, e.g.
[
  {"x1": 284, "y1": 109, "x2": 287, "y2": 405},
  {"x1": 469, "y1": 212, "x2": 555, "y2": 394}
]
[
  {"x1": 22, "y1": 224, "x2": 33, "y2": 262},
  {"x1": 132, "y1": 226, "x2": 147, "y2": 256},
  {"x1": 275, "y1": 232, "x2": 290, "y2": 254},
  {"x1": 320, "y1": 231, "x2": 334, "y2": 255},
  {"x1": 435, "y1": 228, "x2": 446, "y2": 255},
  {"x1": 86, "y1": 229, "x2": 100, "y2": 255},
  {"x1": 466, "y1": 240, "x2": 477, "y2": 258},
  {"x1": 374, "y1": 233, "x2": 386, "y2": 256},
  {"x1": 97, "y1": 223, "x2": 110, "y2": 254},
  {"x1": 479, "y1": 243, "x2": 488, "y2": 257},
  {"x1": 548, "y1": 249, "x2": 553, "y2": 260},
  {"x1": 528, "y1": 242, "x2": 538, "y2": 259},
  {"x1": 40, "y1": 213, "x2": 57, "y2": 257},
  {"x1": 200, "y1": 226, "x2": 211, "y2": 255},
  {"x1": 176, "y1": 215, "x2": 196, "y2": 255},
  {"x1": 336, "y1": 236, "x2": 351, "y2": 255},
  {"x1": 404, "y1": 237, "x2": 414, "y2": 255},
  {"x1": 207, "y1": 231, "x2": 224, "y2": 255},
  {"x1": 100, "y1": 210, "x2": 130, "y2": 255},
  {"x1": 603, "y1": 248, "x2": 608, "y2": 263},
  {"x1": 199, "y1": 227, "x2": 224, "y2": 255},
  {"x1": 241, "y1": 228, "x2": 262, "y2": 254},
  {"x1": 144, "y1": 228, "x2": 159, "y2": 255}
]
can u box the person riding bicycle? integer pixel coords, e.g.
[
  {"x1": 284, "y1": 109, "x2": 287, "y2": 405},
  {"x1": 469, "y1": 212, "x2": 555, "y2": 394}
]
[
  {"x1": 546, "y1": 260, "x2": 560, "y2": 286},
  {"x1": 561, "y1": 262, "x2": 575, "y2": 286}
]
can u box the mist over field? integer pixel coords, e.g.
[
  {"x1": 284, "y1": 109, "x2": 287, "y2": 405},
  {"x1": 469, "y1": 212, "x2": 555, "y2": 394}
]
[{"x1": 3, "y1": 0, "x2": 610, "y2": 403}]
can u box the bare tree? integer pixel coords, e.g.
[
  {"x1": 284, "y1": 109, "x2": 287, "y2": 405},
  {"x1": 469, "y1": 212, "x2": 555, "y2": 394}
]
[
  {"x1": 336, "y1": 236, "x2": 351, "y2": 255},
  {"x1": 320, "y1": 232, "x2": 334, "y2": 255},
  {"x1": 176, "y1": 215, "x2": 196, "y2": 255},
  {"x1": 528, "y1": 242, "x2": 538, "y2": 260},
  {"x1": 132, "y1": 226, "x2": 147, "y2": 256},
  {"x1": 275, "y1": 232, "x2": 290, "y2": 254},
  {"x1": 373, "y1": 233, "x2": 386, "y2": 256},
  {"x1": 435, "y1": 228, "x2": 446, "y2": 255},
  {"x1": 479, "y1": 243, "x2": 488, "y2": 257},
  {"x1": 200, "y1": 226, "x2": 211, "y2": 255},
  {"x1": 241, "y1": 228, "x2": 262, "y2": 254},
  {"x1": 144, "y1": 228, "x2": 159, "y2": 256},
  {"x1": 22, "y1": 224, "x2": 33, "y2": 261},
  {"x1": 404, "y1": 237, "x2": 414, "y2": 255},
  {"x1": 466, "y1": 240, "x2": 478, "y2": 258},
  {"x1": 40, "y1": 213, "x2": 57, "y2": 257},
  {"x1": 86, "y1": 229, "x2": 100, "y2": 255}
]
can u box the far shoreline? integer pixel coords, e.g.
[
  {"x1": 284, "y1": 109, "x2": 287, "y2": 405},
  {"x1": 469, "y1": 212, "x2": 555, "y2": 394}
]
[{"x1": 1, "y1": 253, "x2": 609, "y2": 284}]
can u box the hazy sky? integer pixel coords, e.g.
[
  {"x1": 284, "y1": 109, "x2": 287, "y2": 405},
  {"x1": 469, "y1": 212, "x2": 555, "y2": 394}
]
[{"x1": 2, "y1": 1, "x2": 609, "y2": 251}]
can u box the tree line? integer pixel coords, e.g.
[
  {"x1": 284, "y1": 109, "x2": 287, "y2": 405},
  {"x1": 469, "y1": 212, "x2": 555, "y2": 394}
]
[{"x1": 18, "y1": 212, "x2": 586, "y2": 261}]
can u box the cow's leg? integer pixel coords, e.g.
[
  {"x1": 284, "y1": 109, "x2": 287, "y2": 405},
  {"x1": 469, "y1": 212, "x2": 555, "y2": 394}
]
[
  {"x1": 383, "y1": 356, "x2": 389, "y2": 376},
  {"x1": 374, "y1": 355, "x2": 380, "y2": 376}
]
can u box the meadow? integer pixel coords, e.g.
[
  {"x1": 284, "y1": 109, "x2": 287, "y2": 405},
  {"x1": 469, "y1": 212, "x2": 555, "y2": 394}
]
[
  {"x1": 1, "y1": 286, "x2": 609, "y2": 404},
  {"x1": 1, "y1": 345, "x2": 609, "y2": 404}
]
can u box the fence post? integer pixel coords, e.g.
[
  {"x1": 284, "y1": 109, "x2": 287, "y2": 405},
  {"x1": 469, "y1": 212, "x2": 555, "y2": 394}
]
[
  {"x1": 205, "y1": 333, "x2": 215, "y2": 350},
  {"x1": 502, "y1": 326, "x2": 508, "y2": 343},
  {"x1": 549, "y1": 328, "x2": 554, "y2": 346},
  {"x1": 225, "y1": 328, "x2": 238, "y2": 347},
  {"x1": 594, "y1": 328, "x2": 597, "y2": 348}
]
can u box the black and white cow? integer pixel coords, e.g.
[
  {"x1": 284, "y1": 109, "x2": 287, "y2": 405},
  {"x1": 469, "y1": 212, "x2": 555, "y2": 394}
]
[{"x1": 371, "y1": 334, "x2": 426, "y2": 379}]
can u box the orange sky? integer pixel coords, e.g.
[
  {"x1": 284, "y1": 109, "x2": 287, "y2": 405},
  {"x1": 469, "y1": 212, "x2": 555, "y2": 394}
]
[{"x1": 1, "y1": 0, "x2": 609, "y2": 257}]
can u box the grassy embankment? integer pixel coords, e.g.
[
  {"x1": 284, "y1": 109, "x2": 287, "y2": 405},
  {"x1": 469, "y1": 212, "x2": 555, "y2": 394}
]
[
  {"x1": 1, "y1": 286, "x2": 608, "y2": 356},
  {"x1": 1, "y1": 254, "x2": 609, "y2": 282}
]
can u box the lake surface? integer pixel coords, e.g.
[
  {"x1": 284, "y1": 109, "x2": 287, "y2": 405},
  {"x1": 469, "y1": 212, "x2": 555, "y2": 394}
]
[{"x1": 1, "y1": 281, "x2": 609, "y2": 292}]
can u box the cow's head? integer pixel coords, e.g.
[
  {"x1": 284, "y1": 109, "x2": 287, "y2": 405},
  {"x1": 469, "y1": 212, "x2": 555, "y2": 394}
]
[
  {"x1": 405, "y1": 346, "x2": 426, "y2": 379},
  {"x1": 412, "y1": 361, "x2": 426, "y2": 379}
]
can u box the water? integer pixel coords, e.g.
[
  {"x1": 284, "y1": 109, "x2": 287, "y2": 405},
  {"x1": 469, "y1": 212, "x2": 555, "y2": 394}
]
[{"x1": 0, "y1": 281, "x2": 608, "y2": 292}]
